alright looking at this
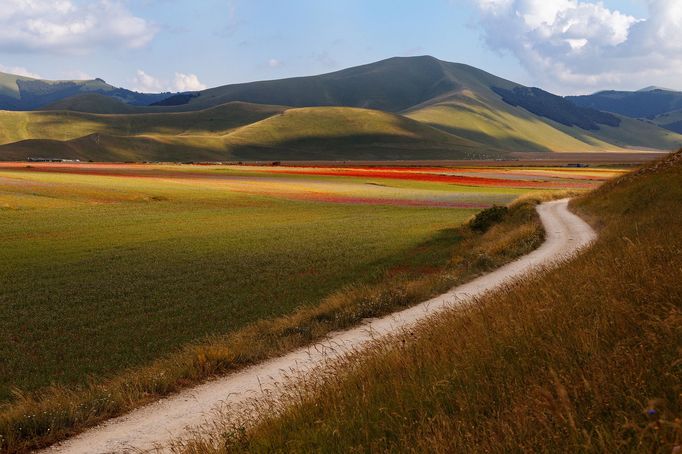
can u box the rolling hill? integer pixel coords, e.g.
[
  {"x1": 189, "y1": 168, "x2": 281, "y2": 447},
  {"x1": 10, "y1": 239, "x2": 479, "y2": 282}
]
[
  {"x1": 0, "y1": 71, "x2": 170, "y2": 111},
  {"x1": 133, "y1": 55, "x2": 681, "y2": 154},
  {"x1": 398, "y1": 60, "x2": 681, "y2": 152},
  {"x1": 1, "y1": 56, "x2": 681, "y2": 161},
  {"x1": 0, "y1": 105, "x2": 488, "y2": 162}
]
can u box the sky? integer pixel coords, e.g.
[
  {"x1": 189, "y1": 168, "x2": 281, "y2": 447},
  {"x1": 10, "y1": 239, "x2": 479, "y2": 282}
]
[{"x1": 0, "y1": 0, "x2": 678, "y2": 95}]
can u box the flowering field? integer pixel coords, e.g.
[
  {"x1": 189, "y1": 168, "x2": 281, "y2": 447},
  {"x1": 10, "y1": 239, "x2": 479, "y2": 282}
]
[
  {"x1": 0, "y1": 162, "x2": 621, "y2": 405},
  {"x1": 0, "y1": 162, "x2": 622, "y2": 211}
]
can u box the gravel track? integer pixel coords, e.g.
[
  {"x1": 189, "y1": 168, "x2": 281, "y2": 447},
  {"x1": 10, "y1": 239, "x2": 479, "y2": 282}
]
[{"x1": 41, "y1": 198, "x2": 596, "y2": 453}]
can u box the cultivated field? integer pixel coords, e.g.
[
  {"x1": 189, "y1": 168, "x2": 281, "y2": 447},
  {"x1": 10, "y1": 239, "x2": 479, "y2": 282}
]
[
  {"x1": 0, "y1": 162, "x2": 621, "y2": 451},
  {"x1": 186, "y1": 153, "x2": 682, "y2": 453}
]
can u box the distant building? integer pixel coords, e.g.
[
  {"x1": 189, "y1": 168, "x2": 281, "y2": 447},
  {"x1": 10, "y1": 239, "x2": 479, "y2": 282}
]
[{"x1": 27, "y1": 158, "x2": 80, "y2": 163}]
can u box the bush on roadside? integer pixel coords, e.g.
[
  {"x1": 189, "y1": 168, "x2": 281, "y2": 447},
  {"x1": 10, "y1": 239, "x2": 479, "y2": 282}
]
[{"x1": 469, "y1": 205, "x2": 508, "y2": 232}]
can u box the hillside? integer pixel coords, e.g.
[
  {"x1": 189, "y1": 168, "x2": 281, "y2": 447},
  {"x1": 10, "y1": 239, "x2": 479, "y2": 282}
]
[
  {"x1": 1, "y1": 57, "x2": 681, "y2": 161},
  {"x1": 43, "y1": 93, "x2": 142, "y2": 114},
  {"x1": 0, "y1": 71, "x2": 169, "y2": 111},
  {"x1": 0, "y1": 105, "x2": 489, "y2": 161},
  {"x1": 653, "y1": 109, "x2": 682, "y2": 134},
  {"x1": 152, "y1": 56, "x2": 460, "y2": 112},
  {"x1": 0, "y1": 102, "x2": 285, "y2": 143},
  {"x1": 193, "y1": 151, "x2": 682, "y2": 453},
  {"x1": 567, "y1": 88, "x2": 682, "y2": 119},
  {"x1": 145, "y1": 57, "x2": 682, "y2": 153},
  {"x1": 403, "y1": 63, "x2": 682, "y2": 152},
  {"x1": 224, "y1": 107, "x2": 492, "y2": 160}
]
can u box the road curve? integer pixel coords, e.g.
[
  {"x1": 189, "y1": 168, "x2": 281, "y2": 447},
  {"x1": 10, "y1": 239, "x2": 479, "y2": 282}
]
[{"x1": 41, "y1": 199, "x2": 596, "y2": 454}]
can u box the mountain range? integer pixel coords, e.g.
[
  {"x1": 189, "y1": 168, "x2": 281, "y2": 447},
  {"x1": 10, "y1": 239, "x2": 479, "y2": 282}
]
[{"x1": 1, "y1": 56, "x2": 681, "y2": 161}]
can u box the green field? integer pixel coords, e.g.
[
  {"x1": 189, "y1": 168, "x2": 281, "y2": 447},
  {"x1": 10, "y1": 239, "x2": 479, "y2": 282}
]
[
  {"x1": 0, "y1": 162, "x2": 625, "y2": 452},
  {"x1": 0, "y1": 175, "x2": 466, "y2": 401},
  {"x1": 0, "y1": 163, "x2": 556, "y2": 401}
]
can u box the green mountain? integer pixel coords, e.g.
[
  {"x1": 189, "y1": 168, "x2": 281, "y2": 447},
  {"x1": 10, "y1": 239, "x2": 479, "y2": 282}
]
[
  {"x1": 152, "y1": 56, "x2": 461, "y2": 112},
  {"x1": 1, "y1": 56, "x2": 681, "y2": 161},
  {"x1": 149, "y1": 56, "x2": 681, "y2": 152},
  {"x1": 567, "y1": 88, "x2": 682, "y2": 119},
  {"x1": 0, "y1": 72, "x2": 170, "y2": 111}
]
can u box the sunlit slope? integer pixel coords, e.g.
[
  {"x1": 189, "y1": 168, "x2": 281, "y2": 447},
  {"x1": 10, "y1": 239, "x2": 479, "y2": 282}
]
[
  {"x1": 146, "y1": 56, "x2": 682, "y2": 153},
  {"x1": 403, "y1": 61, "x2": 682, "y2": 152},
  {"x1": 405, "y1": 96, "x2": 609, "y2": 152},
  {"x1": 225, "y1": 107, "x2": 492, "y2": 160},
  {"x1": 0, "y1": 106, "x2": 494, "y2": 161},
  {"x1": 2, "y1": 56, "x2": 680, "y2": 160},
  {"x1": 0, "y1": 102, "x2": 286, "y2": 144}
]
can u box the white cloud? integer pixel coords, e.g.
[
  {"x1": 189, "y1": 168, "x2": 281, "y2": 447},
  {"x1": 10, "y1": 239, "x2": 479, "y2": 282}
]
[
  {"x1": 132, "y1": 70, "x2": 165, "y2": 93},
  {"x1": 0, "y1": 64, "x2": 42, "y2": 79},
  {"x1": 133, "y1": 70, "x2": 207, "y2": 93},
  {"x1": 0, "y1": 0, "x2": 157, "y2": 54},
  {"x1": 469, "y1": 0, "x2": 682, "y2": 93},
  {"x1": 173, "y1": 73, "x2": 207, "y2": 91},
  {"x1": 268, "y1": 58, "x2": 282, "y2": 68}
]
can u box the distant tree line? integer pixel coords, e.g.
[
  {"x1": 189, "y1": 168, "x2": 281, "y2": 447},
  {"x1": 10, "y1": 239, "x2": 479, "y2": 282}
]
[{"x1": 492, "y1": 86, "x2": 621, "y2": 131}]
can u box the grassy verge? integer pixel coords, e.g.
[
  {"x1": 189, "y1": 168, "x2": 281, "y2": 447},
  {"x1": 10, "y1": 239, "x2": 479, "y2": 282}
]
[
  {"x1": 179, "y1": 153, "x2": 682, "y2": 453},
  {"x1": 0, "y1": 191, "x2": 549, "y2": 452}
]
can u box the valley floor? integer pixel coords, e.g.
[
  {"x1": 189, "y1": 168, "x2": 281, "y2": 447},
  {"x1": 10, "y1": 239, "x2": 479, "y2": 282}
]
[
  {"x1": 41, "y1": 199, "x2": 595, "y2": 453},
  {"x1": 0, "y1": 161, "x2": 620, "y2": 452}
]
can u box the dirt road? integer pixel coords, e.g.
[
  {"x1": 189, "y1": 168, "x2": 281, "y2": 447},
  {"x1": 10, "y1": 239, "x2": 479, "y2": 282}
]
[{"x1": 42, "y1": 199, "x2": 596, "y2": 453}]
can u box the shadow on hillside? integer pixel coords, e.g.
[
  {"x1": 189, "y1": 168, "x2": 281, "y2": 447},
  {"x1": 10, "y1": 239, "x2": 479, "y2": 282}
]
[{"x1": 229, "y1": 134, "x2": 504, "y2": 161}]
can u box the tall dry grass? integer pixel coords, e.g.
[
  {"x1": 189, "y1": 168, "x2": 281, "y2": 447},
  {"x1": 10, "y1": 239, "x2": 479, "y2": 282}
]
[
  {"x1": 0, "y1": 195, "x2": 546, "y2": 453},
  {"x1": 178, "y1": 152, "x2": 682, "y2": 453}
]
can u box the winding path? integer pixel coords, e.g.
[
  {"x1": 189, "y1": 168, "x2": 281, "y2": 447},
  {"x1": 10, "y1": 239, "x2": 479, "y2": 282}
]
[{"x1": 42, "y1": 199, "x2": 596, "y2": 453}]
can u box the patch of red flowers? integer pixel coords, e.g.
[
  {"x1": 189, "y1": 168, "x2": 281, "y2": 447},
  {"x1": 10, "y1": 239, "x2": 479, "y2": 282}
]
[{"x1": 270, "y1": 168, "x2": 595, "y2": 189}]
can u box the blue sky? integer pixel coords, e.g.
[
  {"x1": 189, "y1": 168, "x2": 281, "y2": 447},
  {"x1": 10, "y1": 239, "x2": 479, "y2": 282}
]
[{"x1": 0, "y1": 0, "x2": 677, "y2": 95}]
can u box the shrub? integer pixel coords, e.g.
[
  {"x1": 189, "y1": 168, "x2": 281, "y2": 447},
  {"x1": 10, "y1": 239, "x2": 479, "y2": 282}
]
[{"x1": 469, "y1": 205, "x2": 508, "y2": 232}]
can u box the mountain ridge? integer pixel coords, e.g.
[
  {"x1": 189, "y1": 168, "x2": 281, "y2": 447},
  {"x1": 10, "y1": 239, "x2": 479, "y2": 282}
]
[
  {"x1": 1, "y1": 56, "x2": 681, "y2": 161},
  {"x1": 0, "y1": 71, "x2": 172, "y2": 111}
]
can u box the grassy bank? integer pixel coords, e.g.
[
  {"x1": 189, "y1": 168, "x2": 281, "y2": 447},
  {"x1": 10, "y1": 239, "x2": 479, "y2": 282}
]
[
  {"x1": 182, "y1": 152, "x2": 682, "y2": 453},
  {"x1": 0, "y1": 166, "x2": 551, "y2": 453}
]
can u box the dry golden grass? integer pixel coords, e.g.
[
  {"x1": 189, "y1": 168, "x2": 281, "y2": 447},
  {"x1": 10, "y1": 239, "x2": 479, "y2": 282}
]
[
  {"x1": 0, "y1": 195, "x2": 544, "y2": 453},
  {"x1": 178, "y1": 152, "x2": 682, "y2": 453}
]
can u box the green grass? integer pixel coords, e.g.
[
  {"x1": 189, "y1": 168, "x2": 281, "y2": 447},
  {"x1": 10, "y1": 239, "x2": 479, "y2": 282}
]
[
  {"x1": 405, "y1": 97, "x2": 612, "y2": 152},
  {"x1": 0, "y1": 102, "x2": 285, "y2": 145},
  {"x1": 193, "y1": 152, "x2": 682, "y2": 453},
  {"x1": 0, "y1": 164, "x2": 566, "y2": 452},
  {"x1": 0, "y1": 171, "x2": 479, "y2": 401}
]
